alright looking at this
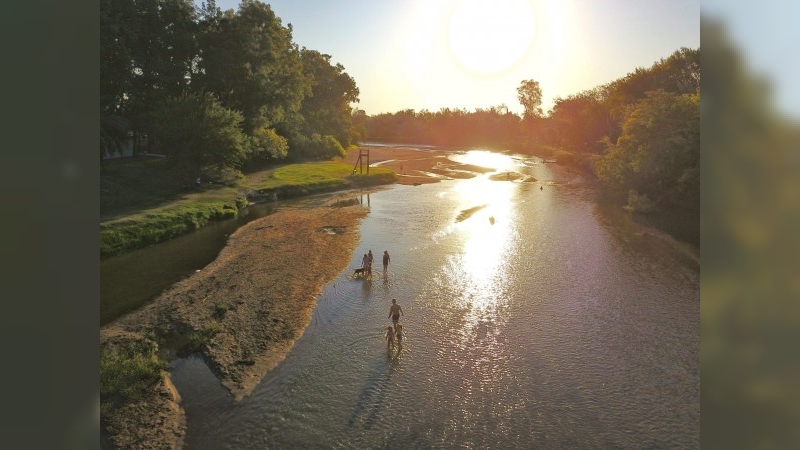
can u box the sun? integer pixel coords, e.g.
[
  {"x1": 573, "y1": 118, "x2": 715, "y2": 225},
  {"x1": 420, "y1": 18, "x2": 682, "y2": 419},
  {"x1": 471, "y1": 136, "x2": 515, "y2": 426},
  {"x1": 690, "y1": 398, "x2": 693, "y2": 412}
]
[{"x1": 447, "y1": 0, "x2": 537, "y2": 76}]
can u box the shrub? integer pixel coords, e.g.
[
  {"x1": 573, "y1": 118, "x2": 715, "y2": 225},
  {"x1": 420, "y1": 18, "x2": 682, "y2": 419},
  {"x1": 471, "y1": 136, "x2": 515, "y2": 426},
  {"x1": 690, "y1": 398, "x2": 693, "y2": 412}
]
[{"x1": 624, "y1": 189, "x2": 656, "y2": 214}]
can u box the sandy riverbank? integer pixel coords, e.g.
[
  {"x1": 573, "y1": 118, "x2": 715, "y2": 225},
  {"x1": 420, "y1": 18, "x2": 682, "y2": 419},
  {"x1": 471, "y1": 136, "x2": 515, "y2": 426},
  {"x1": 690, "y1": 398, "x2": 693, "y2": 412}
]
[
  {"x1": 340, "y1": 144, "x2": 504, "y2": 184},
  {"x1": 100, "y1": 145, "x2": 481, "y2": 449}
]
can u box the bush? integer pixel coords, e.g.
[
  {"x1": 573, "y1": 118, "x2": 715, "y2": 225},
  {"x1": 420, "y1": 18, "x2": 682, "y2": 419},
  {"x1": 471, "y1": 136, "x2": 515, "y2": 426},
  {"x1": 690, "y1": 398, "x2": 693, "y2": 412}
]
[
  {"x1": 201, "y1": 165, "x2": 245, "y2": 185},
  {"x1": 624, "y1": 189, "x2": 656, "y2": 214},
  {"x1": 292, "y1": 133, "x2": 345, "y2": 160},
  {"x1": 248, "y1": 125, "x2": 289, "y2": 162}
]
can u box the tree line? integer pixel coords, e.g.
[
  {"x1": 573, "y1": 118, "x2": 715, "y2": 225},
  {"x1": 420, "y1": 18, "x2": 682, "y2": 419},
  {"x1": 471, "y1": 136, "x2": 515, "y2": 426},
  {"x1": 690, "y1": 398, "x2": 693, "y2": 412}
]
[
  {"x1": 101, "y1": 0, "x2": 698, "y2": 217},
  {"x1": 364, "y1": 47, "x2": 699, "y2": 216},
  {"x1": 101, "y1": 0, "x2": 362, "y2": 181}
]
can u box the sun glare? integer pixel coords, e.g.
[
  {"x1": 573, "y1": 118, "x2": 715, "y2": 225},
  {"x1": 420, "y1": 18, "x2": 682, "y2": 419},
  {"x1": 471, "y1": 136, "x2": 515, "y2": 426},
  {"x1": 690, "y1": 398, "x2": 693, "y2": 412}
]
[
  {"x1": 451, "y1": 151, "x2": 518, "y2": 302},
  {"x1": 448, "y1": 149, "x2": 517, "y2": 172},
  {"x1": 447, "y1": 0, "x2": 536, "y2": 76}
]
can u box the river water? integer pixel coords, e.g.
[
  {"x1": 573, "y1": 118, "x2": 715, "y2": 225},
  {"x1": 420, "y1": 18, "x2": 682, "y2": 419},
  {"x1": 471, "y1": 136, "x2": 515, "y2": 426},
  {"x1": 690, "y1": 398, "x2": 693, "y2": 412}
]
[{"x1": 119, "y1": 150, "x2": 699, "y2": 448}]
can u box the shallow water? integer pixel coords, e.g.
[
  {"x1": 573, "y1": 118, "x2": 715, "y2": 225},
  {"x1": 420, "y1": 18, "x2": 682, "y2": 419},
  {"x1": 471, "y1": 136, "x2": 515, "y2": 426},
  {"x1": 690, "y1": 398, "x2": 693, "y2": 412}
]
[
  {"x1": 168, "y1": 151, "x2": 699, "y2": 449},
  {"x1": 100, "y1": 203, "x2": 279, "y2": 326}
]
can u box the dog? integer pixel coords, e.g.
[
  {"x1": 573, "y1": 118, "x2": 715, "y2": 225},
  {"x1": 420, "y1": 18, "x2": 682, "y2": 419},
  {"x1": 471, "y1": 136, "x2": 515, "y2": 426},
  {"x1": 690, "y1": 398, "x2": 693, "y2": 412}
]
[{"x1": 352, "y1": 267, "x2": 366, "y2": 277}]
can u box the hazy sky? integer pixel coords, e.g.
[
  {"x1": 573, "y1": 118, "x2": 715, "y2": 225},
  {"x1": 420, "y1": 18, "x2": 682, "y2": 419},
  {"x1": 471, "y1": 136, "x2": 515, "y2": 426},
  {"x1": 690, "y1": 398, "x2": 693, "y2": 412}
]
[
  {"x1": 208, "y1": 0, "x2": 700, "y2": 116},
  {"x1": 702, "y1": 1, "x2": 800, "y2": 119}
]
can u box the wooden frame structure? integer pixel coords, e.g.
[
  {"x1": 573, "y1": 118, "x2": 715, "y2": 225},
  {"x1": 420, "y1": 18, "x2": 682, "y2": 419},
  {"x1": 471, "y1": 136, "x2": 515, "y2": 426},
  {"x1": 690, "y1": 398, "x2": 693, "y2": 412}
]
[{"x1": 352, "y1": 147, "x2": 370, "y2": 175}]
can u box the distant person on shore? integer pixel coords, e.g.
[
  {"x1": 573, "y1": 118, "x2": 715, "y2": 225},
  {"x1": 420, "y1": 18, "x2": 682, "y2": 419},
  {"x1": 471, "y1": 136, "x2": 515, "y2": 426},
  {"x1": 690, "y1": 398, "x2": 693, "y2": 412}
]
[
  {"x1": 385, "y1": 326, "x2": 395, "y2": 350},
  {"x1": 367, "y1": 250, "x2": 374, "y2": 276},
  {"x1": 382, "y1": 250, "x2": 390, "y2": 274},
  {"x1": 388, "y1": 298, "x2": 403, "y2": 328},
  {"x1": 394, "y1": 324, "x2": 405, "y2": 350}
]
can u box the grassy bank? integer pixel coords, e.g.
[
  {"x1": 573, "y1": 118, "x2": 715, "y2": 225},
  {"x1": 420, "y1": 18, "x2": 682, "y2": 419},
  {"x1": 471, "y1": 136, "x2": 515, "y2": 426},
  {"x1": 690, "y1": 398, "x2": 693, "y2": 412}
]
[{"x1": 100, "y1": 157, "x2": 396, "y2": 259}]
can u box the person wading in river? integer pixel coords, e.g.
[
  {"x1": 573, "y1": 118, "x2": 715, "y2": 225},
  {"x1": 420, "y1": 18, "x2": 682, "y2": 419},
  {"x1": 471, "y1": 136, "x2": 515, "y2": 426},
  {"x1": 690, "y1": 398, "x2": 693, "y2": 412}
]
[
  {"x1": 385, "y1": 326, "x2": 395, "y2": 350},
  {"x1": 394, "y1": 323, "x2": 405, "y2": 351},
  {"x1": 388, "y1": 298, "x2": 403, "y2": 329},
  {"x1": 382, "y1": 250, "x2": 390, "y2": 274},
  {"x1": 361, "y1": 253, "x2": 369, "y2": 273}
]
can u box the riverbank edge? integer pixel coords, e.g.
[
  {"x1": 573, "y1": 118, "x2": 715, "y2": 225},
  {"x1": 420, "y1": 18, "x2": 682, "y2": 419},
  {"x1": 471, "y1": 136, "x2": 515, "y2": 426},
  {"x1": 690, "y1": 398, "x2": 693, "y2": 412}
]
[
  {"x1": 100, "y1": 163, "x2": 396, "y2": 259},
  {"x1": 100, "y1": 191, "x2": 373, "y2": 449}
]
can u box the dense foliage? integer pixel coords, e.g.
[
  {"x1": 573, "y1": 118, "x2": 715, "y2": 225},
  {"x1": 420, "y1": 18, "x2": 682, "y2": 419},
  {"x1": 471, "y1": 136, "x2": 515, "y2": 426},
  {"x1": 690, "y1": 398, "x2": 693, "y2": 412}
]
[
  {"x1": 363, "y1": 47, "x2": 700, "y2": 216},
  {"x1": 596, "y1": 90, "x2": 700, "y2": 212},
  {"x1": 101, "y1": 0, "x2": 360, "y2": 174},
  {"x1": 149, "y1": 92, "x2": 248, "y2": 179}
]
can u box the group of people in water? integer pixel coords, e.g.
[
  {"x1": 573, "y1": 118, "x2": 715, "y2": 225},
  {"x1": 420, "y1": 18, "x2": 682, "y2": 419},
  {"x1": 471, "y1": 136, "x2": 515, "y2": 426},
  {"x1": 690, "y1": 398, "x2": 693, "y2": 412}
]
[
  {"x1": 359, "y1": 249, "x2": 391, "y2": 277},
  {"x1": 357, "y1": 250, "x2": 405, "y2": 351}
]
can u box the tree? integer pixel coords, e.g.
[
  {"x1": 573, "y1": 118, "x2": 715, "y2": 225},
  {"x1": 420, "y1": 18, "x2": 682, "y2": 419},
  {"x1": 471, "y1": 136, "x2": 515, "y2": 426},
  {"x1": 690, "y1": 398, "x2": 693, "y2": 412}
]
[
  {"x1": 595, "y1": 90, "x2": 699, "y2": 210},
  {"x1": 517, "y1": 79, "x2": 543, "y2": 119},
  {"x1": 100, "y1": 105, "x2": 131, "y2": 172},
  {"x1": 604, "y1": 47, "x2": 700, "y2": 122},
  {"x1": 101, "y1": 0, "x2": 199, "y2": 155},
  {"x1": 100, "y1": 0, "x2": 137, "y2": 116},
  {"x1": 195, "y1": 0, "x2": 308, "y2": 140},
  {"x1": 298, "y1": 49, "x2": 360, "y2": 149},
  {"x1": 148, "y1": 92, "x2": 248, "y2": 180},
  {"x1": 548, "y1": 88, "x2": 611, "y2": 154}
]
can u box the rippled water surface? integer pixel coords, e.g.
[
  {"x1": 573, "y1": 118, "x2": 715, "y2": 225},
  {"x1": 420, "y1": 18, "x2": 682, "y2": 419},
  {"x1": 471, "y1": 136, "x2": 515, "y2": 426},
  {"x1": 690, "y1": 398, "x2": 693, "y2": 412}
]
[{"x1": 170, "y1": 151, "x2": 699, "y2": 449}]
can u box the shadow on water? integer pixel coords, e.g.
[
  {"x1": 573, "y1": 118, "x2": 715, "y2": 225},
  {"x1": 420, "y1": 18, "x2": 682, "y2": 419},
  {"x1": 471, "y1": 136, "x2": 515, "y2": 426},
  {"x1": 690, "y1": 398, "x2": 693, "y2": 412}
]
[
  {"x1": 593, "y1": 199, "x2": 699, "y2": 272},
  {"x1": 330, "y1": 197, "x2": 361, "y2": 208},
  {"x1": 347, "y1": 351, "x2": 402, "y2": 430},
  {"x1": 360, "y1": 276, "x2": 373, "y2": 300},
  {"x1": 381, "y1": 272, "x2": 392, "y2": 293}
]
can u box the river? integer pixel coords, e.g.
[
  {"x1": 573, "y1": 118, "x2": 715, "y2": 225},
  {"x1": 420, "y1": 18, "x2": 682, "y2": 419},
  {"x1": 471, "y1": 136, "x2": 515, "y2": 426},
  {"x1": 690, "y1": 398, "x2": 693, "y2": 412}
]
[{"x1": 107, "y1": 150, "x2": 699, "y2": 448}]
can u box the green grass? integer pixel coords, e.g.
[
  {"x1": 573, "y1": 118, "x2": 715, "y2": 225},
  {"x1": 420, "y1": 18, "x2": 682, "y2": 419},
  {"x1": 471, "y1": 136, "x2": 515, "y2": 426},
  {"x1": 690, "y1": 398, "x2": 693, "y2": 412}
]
[
  {"x1": 253, "y1": 161, "x2": 353, "y2": 188},
  {"x1": 100, "y1": 189, "x2": 246, "y2": 258},
  {"x1": 100, "y1": 159, "x2": 397, "y2": 258},
  {"x1": 100, "y1": 339, "x2": 166, "y2": 417},
  {"x1": 252, "y1": 161, "x2": 395, "y2": 191}
]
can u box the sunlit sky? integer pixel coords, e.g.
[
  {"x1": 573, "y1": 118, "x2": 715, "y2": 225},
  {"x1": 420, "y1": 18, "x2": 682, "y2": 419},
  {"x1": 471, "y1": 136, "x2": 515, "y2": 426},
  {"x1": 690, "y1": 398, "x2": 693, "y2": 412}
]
[{"x1": 208, "y1": 0, "x2": 699, "y2": 116}]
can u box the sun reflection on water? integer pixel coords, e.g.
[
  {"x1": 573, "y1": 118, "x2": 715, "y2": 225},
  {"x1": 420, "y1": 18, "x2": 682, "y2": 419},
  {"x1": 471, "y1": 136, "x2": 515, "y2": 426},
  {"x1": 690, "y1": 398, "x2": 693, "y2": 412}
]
[
  {"x1": 439, "y1": 151, "x2": 519, "y2": 344},
  {"x1": 448, "y1": 149, "x2": 517, "y2": 173}
]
